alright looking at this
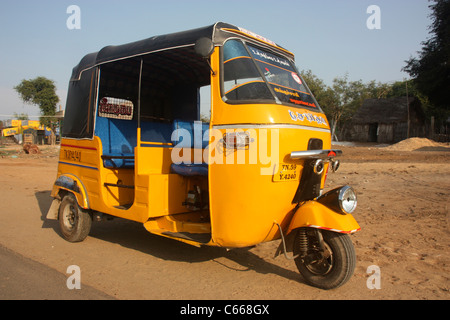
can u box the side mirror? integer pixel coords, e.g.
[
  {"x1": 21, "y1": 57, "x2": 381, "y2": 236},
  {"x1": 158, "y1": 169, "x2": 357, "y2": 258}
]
[{"x1": 195, "y1": 37, "x2": 214, "y2": 58}]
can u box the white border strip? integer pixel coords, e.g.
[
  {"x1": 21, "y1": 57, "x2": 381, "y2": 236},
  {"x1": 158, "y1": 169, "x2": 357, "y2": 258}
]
[{"x1": 212, "y1": 123, "x2": 331, "y2": 133}]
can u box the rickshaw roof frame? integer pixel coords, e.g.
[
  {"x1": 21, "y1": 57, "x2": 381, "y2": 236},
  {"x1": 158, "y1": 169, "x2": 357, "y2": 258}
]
[
  {"x1": 70, "y1": 22, "x2": 292, "y2": 82},
  {"x1": 62, "y1": 22, "x2": 299, "y2": 139}
]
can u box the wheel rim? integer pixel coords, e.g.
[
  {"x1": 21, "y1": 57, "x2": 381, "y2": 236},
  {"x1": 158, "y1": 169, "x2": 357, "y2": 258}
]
[
  {"x1": 303, "y1": 241, "x2": 334, "y2": 276},
  {"x1": 62, "y1": 203, "x2": 77, "y2": 231}
]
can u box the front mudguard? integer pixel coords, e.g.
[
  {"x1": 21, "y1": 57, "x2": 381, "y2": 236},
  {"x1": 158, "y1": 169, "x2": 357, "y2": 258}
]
[
  {"x1": 275, "y1": 200, "x2": 360, "y2": 258},
  {"x1": 287, "y1": 201, "x2": 361, "y2": 235}
]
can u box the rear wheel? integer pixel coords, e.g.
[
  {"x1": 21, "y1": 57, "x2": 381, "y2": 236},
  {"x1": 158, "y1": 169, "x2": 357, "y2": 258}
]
[
  {"x1": 59, "y1": 193, "x2": 92, "y2": 242},
  {"x1": 293, "y1": 228, "x2": 356, "y2": 289}
]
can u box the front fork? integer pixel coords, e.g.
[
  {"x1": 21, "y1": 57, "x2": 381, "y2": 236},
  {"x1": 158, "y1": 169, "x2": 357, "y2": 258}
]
[
  {"x1": 296, "y1": 227, "x2": 332, "y2": 268},
  {"x1": 298, "y1": 227, "x2": 325, "y2": 256},
  {"x1": 275, "y1": 223, "x2": 330, "y2": 262}
]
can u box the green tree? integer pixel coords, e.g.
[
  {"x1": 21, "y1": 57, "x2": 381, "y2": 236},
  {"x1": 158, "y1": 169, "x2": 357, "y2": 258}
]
[
  {"x1": 301, "y1": 69, "x2": 328, "y2": 101},
  {"x1": 14, "y1": 76, "x2": 60, "y2": 144},
  {"x1": 13, "y1": 112, "x2": 29, "y2": 120},
  {"x1": 403, "y1": 0, "x2": 450, "y2": 131}
]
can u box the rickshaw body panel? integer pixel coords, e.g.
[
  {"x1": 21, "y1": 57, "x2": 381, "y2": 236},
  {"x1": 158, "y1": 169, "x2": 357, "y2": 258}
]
[
  {"x1": 207, "y1": 122, "x2": 332, "y2": 247},
  {"x1": 207, "y1": 49, "x2": 335, "y2": 247},
  {"x1": 52, "y1": 138, "x2": 102, "y2": 209},
  {"x1": 52, "y1": 137, "x2": 208, "y2": 227},
  {"x1": 52, "y1": 136, "x2": 192, "y2": 223}
]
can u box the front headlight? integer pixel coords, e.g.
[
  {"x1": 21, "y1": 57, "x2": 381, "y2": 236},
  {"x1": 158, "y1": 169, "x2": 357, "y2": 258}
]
[
  {"x1": 317, "y1": 185, "x2": 357, "y2": 214},
  {"x1": 338, "y1": 185, "x2": 357, "y2": 214}
]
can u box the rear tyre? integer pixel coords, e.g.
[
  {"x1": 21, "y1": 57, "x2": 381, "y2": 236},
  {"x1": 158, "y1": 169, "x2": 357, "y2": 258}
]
[
  {"x1": 293, "y1": 228, "x2": 356, "y2": 290},
  {"x1": 59, "y1": 193, "x2": 92, "y2": 242}
]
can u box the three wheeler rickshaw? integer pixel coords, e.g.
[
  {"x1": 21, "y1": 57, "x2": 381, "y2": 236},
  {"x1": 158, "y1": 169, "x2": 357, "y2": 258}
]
[{"x1": 47, "y1": 22, "x2": 360, "y2": 289}]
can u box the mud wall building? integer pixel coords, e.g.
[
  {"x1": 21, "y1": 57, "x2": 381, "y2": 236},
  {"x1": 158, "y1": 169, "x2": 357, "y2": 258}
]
[{"x1": 348, "y1": 96, "x2": 426, "y2": 143}]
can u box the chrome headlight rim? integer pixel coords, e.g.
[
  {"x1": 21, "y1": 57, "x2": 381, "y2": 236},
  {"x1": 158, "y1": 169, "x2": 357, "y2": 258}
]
[
  {"x1": 338, "y1": 185, "x2": 357, "y2": 214},
  {"x1": 317, "y1": 185, "x2": 357, "y2": 215}
]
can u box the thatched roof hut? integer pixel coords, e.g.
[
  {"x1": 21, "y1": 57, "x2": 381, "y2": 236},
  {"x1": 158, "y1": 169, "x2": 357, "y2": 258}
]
[{"x1": 348, "y1": 96, "x2": 426, "y2": 143}]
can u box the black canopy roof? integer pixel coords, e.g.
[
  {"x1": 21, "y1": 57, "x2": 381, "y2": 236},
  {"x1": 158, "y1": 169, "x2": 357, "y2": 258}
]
[
  {"x1": 63, "y1": 22, "x2": 292, "y2": 139},
  {"x1": 70, "y1": 22, "x2": 241, "y2": 81},
  {"x1": 70, "y1": 22, "x2": 292, "y2": 81}
]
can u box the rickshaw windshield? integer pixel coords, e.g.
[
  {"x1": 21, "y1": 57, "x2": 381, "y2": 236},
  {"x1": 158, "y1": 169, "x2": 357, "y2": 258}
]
[{"x1": 222, "y1": 39, "x2": 321, "y2": 111}]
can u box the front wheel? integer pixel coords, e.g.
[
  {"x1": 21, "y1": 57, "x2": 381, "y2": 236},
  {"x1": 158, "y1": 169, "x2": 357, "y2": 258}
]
[
  {"x1": 59, "y1": 193, "x2": 92, "y2": 242},
  {"x1": 293, "y1": 228, "x2": 356, "y2": 290}
]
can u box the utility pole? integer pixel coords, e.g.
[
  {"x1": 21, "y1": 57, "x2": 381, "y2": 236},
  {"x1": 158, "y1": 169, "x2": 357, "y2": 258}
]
[{"x1": 405, "y1": 79, "x2": 410, "y2": 139}]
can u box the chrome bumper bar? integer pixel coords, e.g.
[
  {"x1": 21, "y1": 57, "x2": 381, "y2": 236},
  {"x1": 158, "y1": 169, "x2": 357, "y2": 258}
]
[{"x1": 290, "y1": 149, "x2": 342, "y2": 160}]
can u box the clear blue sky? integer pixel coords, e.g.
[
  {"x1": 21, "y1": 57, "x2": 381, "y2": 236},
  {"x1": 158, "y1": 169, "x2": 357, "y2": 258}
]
[{"x1": 0, "y1": 0, "x2": 432, "y2": 120}]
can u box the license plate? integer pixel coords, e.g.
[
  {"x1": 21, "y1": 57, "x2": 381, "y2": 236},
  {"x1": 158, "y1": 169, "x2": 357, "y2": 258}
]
[{"x1": 273, "y1": 163, "x2": 299, "y2": 182}]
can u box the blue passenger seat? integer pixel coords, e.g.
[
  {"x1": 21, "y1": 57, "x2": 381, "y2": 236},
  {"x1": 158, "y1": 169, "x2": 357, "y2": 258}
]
[
  {"x1": 95, "y1": 117, "x2": 136, "y2": 169},
  {"x1": 95, "y1": 117, "x2": 210, "y2": 174},
  {"x1": 170, "y1": 119, "x2": 209, "y2": 176}
]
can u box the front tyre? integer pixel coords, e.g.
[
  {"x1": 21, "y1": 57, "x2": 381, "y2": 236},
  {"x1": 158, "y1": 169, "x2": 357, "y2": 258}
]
[
  {"x1": 293, "y1": 228, "x2": 356, "y2": 290},
  {"x1": 59, "y1": 193, "x2": 92, "y2": 242}
]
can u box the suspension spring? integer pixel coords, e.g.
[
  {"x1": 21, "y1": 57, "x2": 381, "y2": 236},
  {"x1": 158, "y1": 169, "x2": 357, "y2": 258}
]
[{"x1": 298, "y1": 228, "x2": 309, "y2": 257}]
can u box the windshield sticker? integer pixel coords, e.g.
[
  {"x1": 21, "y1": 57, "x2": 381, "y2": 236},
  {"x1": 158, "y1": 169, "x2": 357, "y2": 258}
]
[
  {"x1": 274, "y1": 87, "x2": 300, "y2": 98},
  {"x1": 288, "y1": 98, "x2": 316, "y2": 108},
  {"x1": 272, "y1": 85, "x2": 316, "y2": 108},
  {"x1": 98, "y1": 97, "x2": 134, "y2": 120},
  {"x1": 249, "y1": 47, "x2": 290, "y2": 68},
  {"x1": 291, "y1": 73, "x2": 302, "y2": 85},
  {"x1": 288, "y1": 110, "x2": 327, "y2": 126}
]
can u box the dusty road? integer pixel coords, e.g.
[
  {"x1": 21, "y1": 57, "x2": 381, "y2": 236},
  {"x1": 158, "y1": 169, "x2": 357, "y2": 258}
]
[
  {"x1": 0, "y1": 140, "x2": 449, "y2": 300},
  {"x1": 0, "y1": 244, "x2": 115, "y2": 300}
]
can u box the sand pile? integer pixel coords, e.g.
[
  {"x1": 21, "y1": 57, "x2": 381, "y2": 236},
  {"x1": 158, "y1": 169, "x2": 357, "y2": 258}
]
[{"x1": 385, "y1": 137, "x2": 450, "y2": 151}]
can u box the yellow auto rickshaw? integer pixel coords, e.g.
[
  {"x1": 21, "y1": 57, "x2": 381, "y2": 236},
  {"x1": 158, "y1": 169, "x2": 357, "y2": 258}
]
[{"x1": 47, "y1": 22, "x2": 360, "y2": 289}]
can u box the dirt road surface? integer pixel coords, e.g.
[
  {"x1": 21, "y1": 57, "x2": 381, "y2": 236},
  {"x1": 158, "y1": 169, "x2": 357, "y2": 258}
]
[
  {"x1": 0, "y1": 244, "x2": 115, "y2": 300},
  {"x1": 0, "y1": 140, "x2": 449, "y2": 300}
]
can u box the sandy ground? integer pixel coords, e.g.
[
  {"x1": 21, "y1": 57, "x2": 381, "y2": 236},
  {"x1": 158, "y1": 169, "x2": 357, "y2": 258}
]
[{"x1": 0, "y1": 139, "x2": 449, "y2": 300}]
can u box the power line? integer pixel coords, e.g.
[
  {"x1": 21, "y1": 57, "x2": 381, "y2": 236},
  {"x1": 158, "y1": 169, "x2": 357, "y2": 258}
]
[{"x1": 0, "y1": 115, "x2": 63, "y2": 118}]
